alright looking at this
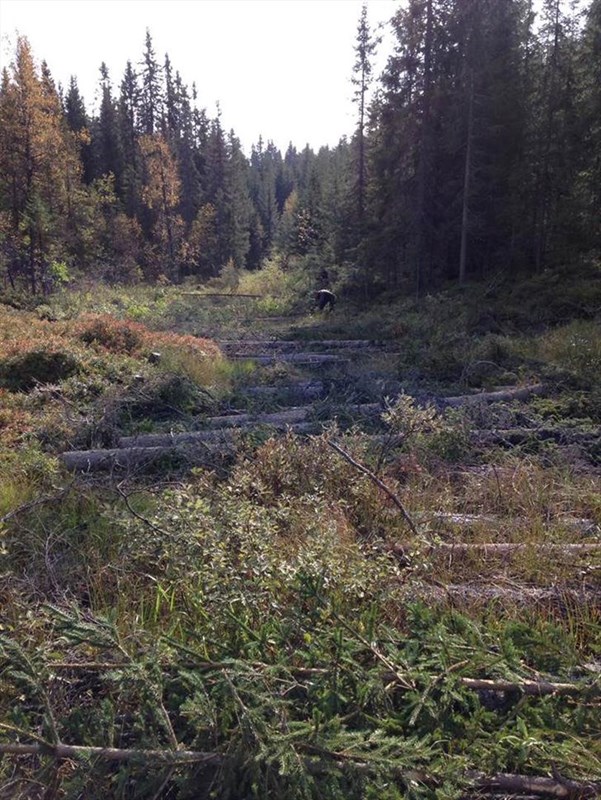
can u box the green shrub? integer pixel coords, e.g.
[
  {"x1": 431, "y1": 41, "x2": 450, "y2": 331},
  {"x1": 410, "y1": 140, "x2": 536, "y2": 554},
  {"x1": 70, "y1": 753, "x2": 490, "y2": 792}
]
[
  {"x1": 0, "y1": 349, "x2": 79, "y2": 391},
  {"x1": 539, "y1": 320, "x2": 601, "y2": 390}
]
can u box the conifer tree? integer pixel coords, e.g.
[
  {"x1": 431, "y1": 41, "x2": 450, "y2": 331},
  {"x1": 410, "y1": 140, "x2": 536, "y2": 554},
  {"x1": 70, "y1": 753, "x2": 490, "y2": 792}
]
[
  {"x1": 93, "y1": 63, "x2": 123, "y2": 188},
  {"x1": 0, "y1": 37, "x2": 84, "y2": 291},
  {"x1": 139, "y1": 30, "x2": 163, "y2": 136},
  {"x1": 64, "y1": 76, "x2": 93, "y2": 183},
  {"x1": 118, "y1": 60, "x2": 142, "y2": 218},
  {"x1": 139, "y1": 133, "x2": 182, "y2": 278},
  {"x1": 351, "y1": 3, "x2": 378, "y2": 230}
]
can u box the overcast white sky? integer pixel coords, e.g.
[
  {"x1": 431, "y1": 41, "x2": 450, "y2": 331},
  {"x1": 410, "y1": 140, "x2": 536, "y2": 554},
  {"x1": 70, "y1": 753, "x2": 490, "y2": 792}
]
[{"x1": 0, "y1": 0, "x2": 398, "y2": 154}]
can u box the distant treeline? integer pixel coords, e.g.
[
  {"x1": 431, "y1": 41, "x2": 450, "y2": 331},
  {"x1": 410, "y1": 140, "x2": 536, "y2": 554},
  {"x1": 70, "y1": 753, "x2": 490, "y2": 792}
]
[{"x1": 0, "y1": 0, "x2": 600, "y2": 295}]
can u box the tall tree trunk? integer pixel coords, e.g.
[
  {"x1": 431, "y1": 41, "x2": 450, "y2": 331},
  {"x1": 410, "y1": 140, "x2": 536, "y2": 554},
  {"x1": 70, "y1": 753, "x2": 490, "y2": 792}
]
[
  {"x1": 459, "y1": 72, "x2": 475, "y2": 285},
  {"x1": 415, "y1": 0, "x2": 433, "y2": 299},
  {"x1": 535, "y1": 0, "x2": 561, "y2": 271}
]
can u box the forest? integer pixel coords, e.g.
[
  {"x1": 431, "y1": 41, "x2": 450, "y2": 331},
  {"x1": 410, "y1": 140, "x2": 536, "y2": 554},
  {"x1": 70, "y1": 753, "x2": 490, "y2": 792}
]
[
  {"x1": 0, "y1": 2, "x2": 600, "y2": 799},
  {"x1": 1, "y1": 0, "x2": 600, "y2": 296}
]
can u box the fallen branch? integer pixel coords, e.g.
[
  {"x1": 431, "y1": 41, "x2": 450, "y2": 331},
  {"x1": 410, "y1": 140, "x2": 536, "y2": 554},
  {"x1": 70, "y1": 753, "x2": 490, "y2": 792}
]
[
  {"x1": 466, "y1": 770, "x2": 601, "y2": 799},
  {"x1": 327, "y1": 440, "x2": 423, "y2": 540},
  {"x1": 45, "y1": 660, "x2": 598, "y2": 697},
  {"x1": 1, "y1": 742, "x2": 597, "y2": 796},
  {"x1": 0, "y1": 742, "x2": 222, "y2": 765},
  {"x1": 458, "y1": 678, "x2": 591, "y2": 696},
  {"x1": 0, "y1": 482, "x2": 74, "y2": 524}
]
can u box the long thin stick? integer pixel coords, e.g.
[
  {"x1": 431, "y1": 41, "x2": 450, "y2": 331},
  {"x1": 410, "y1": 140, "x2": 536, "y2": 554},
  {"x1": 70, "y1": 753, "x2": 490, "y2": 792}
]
[
  {"x1": 0, "y1": 742, "x2": 222, "y2": 765},
  {"x1": 327, "y1": 440, "x2": 423, "y2": 540},
  {"x1": 2, "y1": 743, "x2": 598, "y2": 796}
]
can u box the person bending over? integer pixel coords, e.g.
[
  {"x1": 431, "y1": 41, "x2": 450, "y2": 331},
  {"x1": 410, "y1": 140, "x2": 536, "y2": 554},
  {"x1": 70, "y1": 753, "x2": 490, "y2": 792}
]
[{"x1": 315, "y1": 289, "x2": 336, "y2": 311}]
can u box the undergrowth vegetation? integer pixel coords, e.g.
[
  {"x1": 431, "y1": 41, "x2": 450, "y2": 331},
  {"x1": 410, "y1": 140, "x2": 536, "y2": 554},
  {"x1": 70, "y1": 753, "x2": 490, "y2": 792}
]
[{"x1": 0, "y1": 262, "x2": 600, "y2": 798}]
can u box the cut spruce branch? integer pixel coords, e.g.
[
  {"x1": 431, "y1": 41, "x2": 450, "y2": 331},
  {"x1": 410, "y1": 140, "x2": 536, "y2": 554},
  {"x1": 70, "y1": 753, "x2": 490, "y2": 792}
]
[
  {"x1": 442, "y1": 383, "x2": 546, "y2": 407},
  {"x1": 0, "y1": 743, "x2": 598, "y2": 797},
  {"x1": 45, "y1": 660, "x2": 597, "y2": 698}
]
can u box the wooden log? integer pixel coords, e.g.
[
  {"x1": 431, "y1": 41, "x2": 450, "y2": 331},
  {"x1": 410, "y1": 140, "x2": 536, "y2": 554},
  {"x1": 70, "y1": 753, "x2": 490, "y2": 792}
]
[
  {"x1": 118, "y1": 404, "x2": 382, "y2": 447},
  {"x1": 471, "y1": 427, "x2": 600, "y2": 446},
  {"x1": 402, "y1": 584, "x2": 600, "y2": 606},
  {"x1": 203, "y1": 407, "x2": 310, "y2": 428},
  {"x1": 430, "y1": 542, "x2": 601, "y2": 556},
  {"x1": 118, "y1": 429, "x2": 237, "y2": 448},
  {"x1": 217, "y1": 339, "x2": 389, "y2": 352},
  {"x1": 59, "y1": 442, "x2": 234, "y2": 473},
  {"x1": 242, "y1": 380, "x2": 325, "y2": 400},
  {"x1": 442, "y1": 384, "x2": 546, "y2": 407},
  {"x1": 180, "y1": 292, "x2": 261, "y2": 298},
  {"x1": 426, "y1": 513, "x2": 599, "y2": 535},
  {"x1": 203, "y1": 402, "x2": 381, "y2": 430},
  {"x1": 228, "y1": 352, "x2": 351, "y2": 365}
]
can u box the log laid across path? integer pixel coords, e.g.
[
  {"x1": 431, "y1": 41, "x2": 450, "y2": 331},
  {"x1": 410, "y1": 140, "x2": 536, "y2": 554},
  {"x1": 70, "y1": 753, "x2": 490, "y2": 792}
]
[
  {"x1": 441, "y1": 383, "x2": 546, "y2": 407},
  {"x1": 217, "y1": 338, "x2": 391, "y2": 351}
]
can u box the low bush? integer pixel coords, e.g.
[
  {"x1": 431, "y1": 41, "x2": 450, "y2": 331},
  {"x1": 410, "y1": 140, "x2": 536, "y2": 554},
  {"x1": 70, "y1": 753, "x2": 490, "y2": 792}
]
[
  {"x1": 0, "y1": 349, "x2": 80, "y2": 391},
  {"x1": 75, "y1": 314, "x2": 146, "y2": 354}
]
